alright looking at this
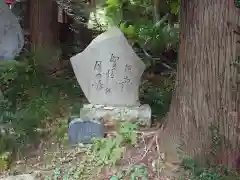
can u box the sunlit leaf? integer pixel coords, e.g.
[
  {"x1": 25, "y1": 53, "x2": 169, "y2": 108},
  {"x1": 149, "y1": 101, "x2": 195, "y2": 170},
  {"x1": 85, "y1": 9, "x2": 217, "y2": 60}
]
[{"x1": 170, "y1": 1, "x2": 179, "y2": 14}]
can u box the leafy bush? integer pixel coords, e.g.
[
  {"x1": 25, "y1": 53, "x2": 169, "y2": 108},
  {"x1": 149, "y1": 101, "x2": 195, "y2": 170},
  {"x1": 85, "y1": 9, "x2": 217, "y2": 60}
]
[
  {"x1": 140, "y1": 80, "x2": 173, "y2": 119},
  {"x1": 0, "y1": 50, "x2": 83, "y2": 156},
  {"x1": 105, "y1": 0, "x2": 179, "y2": 57}
]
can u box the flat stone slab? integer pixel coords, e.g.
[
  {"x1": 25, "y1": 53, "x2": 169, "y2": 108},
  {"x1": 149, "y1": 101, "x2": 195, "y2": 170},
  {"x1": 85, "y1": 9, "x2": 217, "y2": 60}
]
[{"x1": 0, "y1": 174, "x2": 34, "y2": 180}]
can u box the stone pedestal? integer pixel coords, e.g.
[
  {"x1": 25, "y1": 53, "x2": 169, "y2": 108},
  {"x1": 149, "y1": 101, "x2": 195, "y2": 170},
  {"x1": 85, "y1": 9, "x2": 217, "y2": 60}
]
[
  {"x1": 80, "y1": 104, "x2": 152, "y2": 127},
  {"x1": 70, "y1": 27, "x2": 153, "y2": 131}
]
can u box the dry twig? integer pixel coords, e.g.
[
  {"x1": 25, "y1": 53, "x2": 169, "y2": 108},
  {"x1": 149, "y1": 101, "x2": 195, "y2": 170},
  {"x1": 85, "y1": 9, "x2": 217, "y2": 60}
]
[{"x1": 140, "y1": 124, "x2": 165, "y2": 162}]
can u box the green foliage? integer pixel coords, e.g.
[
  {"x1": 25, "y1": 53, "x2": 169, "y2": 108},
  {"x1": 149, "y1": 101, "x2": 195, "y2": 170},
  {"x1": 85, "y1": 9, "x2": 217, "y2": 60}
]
[
  {"x1": 208, "y1": 123, "x2": 222, "y2": 162},
  {"x1": 55, "y1": 118, "x2": 69, "y2": 144},
  {"x1": 0, "y1": 50, "x2": 83, "y2": 157},
  {"x1": 180, "y1": 123, "x2": 240, "y2": 180},
  {"x1": 91, "y1": 121, "x2": 137, "y2": 167},
  {"x1": 137, "y1": 20, "x2": 179, "y2": 55},
  {"x1": 119, "y1": 23, "x2": 136, "y2": 39},
  {"x1": 140, "y1": 80, "x2": 173, "y2": 119},
  {"x1": 182, "y1": 156, "x2": 206, "y2": 177},
  {"x1": 91, "y1": 135, "x2": 124, "y2": 166},
  {"x1": 169, "y1": 0, "x2": 180, "y2": 14},
  {"x1": 127, "y1": 164, "x2": 148, "y2": 180},
  {"x1": 119, "y1": 121, "x2": 137, "y2": 145},
  {"x1": 0, "y1": 152, "x2": 11, "y2": 171},
  {"x1": 105, "y1": 0, "x2": 123, "y2": 25},
  {"x1": 110, "y1": 164, "x2": 148, "y2": 180},
  {"x1": 45, "y1": 122, "x2": 144, "y2": 180},
  {"x1": 235, "y1": 0, "x2": 240, "y2": 8},
  {"x1": 70, "y1": 102, "x2": 83, "y2": 116},
  {"x1": 104, "y1": 0, "x2": 179, "y2": 56},
  {"x1": 182, "y1": 156, "x2": 240, "y2": 180},
  {"x1": 0, "y1": 57, "x2": 55, "y2": 149}
]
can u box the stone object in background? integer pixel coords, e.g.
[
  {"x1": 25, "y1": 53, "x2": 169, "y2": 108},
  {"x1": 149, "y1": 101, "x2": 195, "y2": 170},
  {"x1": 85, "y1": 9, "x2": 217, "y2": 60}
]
[
  {"x1": 68, "y1": 116, "x2": 104, "y2": 145},
  {"x1": 0, "y1": 0, "x2": 24, "y2": 60}
]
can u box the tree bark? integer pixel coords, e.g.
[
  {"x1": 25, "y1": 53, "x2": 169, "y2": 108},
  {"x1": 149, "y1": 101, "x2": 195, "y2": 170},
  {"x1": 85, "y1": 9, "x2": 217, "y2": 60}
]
[
  {"x1": 160, "y1": 0, "x2": 240, "y2": 168},
  {"x1": 29, "y1": 0, "x2": 60, "y2": 68}
]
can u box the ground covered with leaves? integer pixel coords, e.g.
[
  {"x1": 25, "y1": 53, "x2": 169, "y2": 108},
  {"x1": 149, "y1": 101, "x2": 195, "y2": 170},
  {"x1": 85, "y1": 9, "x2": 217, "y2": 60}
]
[
  {"x1": 3, "y1": 120, "x2": 186, "y2": 180},
  {"x1": 2, "y1": 119, "x2": 239, "y2": 180}
]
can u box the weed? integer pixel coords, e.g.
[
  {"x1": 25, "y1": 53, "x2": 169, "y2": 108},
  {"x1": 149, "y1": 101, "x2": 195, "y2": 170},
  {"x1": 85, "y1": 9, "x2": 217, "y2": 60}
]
[
  {"x1": 45, "y1": 122, "x2": 148, "y2": 180},
  {"x1": 0, "y1": 50, "x2": 83, "y2": 162},
  {"x1": 119, "y1": 121, "x2": 137, "y2": 145},
  {"x1": 0, "y1": 152, "x2": 11, "y2": 171},
  {"x1": 140, "y1": 80, "x2": 173, "y2": 120},
  {"x1": 91, "y1": 134, "x2": 124, "y2": 166},
  {"x1": 110, "y1": 164, "x2": 148, "y2": 180},
  {"x1": 181, "y1": 156, "x2": 240, "y2": 180},
  {"x1": 55, "y1": 118, "x2": 69, "y2": 144},
  {"x1": 89, "y1": 122, "x2": 138, "y2": 168}
]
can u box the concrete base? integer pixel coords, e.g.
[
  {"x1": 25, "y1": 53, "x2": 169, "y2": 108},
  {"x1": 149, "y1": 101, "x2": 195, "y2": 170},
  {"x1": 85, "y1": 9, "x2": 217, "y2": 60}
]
[{"x1": 80, "y1": 104, "x2": 152, "y2": 127}]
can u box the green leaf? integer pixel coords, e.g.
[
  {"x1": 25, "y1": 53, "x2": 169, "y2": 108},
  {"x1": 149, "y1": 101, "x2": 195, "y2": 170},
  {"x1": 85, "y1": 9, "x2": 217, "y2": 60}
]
[
  {"x1": 110, "y1": 147, "x2": 123, "y2": 165},
  {"x1": 125, "y1": 25, "x2": 135, "y2": 37},
  {"x1": 110, "y1": 175, "x2": 119, "y2": 180},
  {"x1": 106, "y1": 0, "x2": 120, "y2": 7},
  {"x1": 170, "y1": 1, "x2": 179, "y2": 14},
  {"x1": 119, "y1": 23, "x2": 125, "y2": 31}
]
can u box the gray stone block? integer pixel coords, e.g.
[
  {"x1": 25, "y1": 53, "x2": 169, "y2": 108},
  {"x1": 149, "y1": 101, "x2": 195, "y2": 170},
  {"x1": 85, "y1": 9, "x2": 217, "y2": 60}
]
[{"x1": 68, "y1": 116, "x2": 104, "y2": 145}]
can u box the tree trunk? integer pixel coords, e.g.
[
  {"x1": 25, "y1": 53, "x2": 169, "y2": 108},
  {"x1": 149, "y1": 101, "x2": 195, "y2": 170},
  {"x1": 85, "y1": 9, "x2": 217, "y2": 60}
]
[
  {"x1": 29, "y1": 0, "x2": 60, "y2": 68},
  {"x1": 160, "y1": 0, "x2": 240, "y2": 168}
]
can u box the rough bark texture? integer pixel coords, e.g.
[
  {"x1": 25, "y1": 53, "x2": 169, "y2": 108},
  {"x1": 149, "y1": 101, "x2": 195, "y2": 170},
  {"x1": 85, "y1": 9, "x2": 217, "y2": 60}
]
[
  {"x1": 160, "y1": 0, "x2": 240, "y2": 168},
  {"x1": 29, "y1": 0, "x2": 59, "y2": 50},
  {"x1": 29, "y1": 0, "x2": 60, "y2": 68}
]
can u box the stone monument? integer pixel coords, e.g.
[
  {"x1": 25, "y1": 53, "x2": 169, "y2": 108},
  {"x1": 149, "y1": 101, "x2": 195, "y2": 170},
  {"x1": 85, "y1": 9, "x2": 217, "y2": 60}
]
[{"x1": 70, "y1": 27, "x2": 151, "y2": 127}]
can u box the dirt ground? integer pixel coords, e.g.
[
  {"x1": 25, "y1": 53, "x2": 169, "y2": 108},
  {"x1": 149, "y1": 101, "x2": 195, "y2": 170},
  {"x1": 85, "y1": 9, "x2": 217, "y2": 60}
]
[{"x1": 0, "y1": 124, "x2": 190, "y2": 180}]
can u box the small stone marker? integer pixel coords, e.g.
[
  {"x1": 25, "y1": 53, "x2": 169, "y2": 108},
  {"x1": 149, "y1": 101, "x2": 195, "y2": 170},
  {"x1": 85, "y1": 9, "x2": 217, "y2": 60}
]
[
  {"x1": 69, "y1": 27, "x2": 151, "y2": 141},
  {"x1": 68, "y1": 116, "x2": 104, "y2": 145}
]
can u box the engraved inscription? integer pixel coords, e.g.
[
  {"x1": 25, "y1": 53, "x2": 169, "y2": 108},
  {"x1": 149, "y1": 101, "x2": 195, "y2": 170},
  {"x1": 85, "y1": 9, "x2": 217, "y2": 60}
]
[
  {"x1": 91, "y1": 53, "x2": 134, "y2": 94},
  {"x1": 94, "y1": 61, "x2": 102, "y2": 71}
]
